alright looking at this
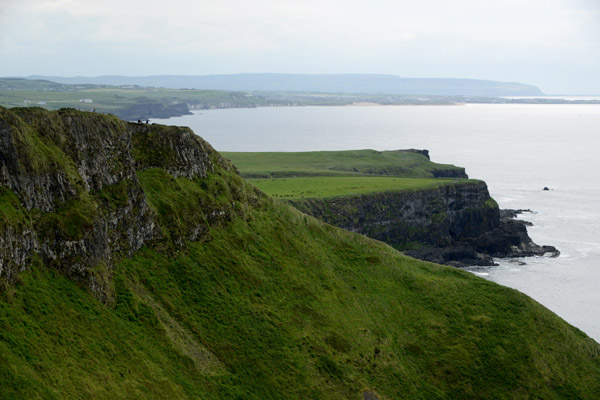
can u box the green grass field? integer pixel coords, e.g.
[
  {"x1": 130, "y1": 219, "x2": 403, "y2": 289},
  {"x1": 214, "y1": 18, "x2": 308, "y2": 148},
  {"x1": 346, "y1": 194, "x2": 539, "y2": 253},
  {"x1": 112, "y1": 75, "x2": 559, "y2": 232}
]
[
  {"x1": 250, "y1": 176, "x2": 460, "y2": 199},
  {"x1": 0, "y1": 87, "x2": 263, "y2": 110},
  {"x1": 223, "y1": 149, "x2": 466, "y2": 179},
  {"x1": 224, "y1": 149, "x2": 469, "y2": 199}
]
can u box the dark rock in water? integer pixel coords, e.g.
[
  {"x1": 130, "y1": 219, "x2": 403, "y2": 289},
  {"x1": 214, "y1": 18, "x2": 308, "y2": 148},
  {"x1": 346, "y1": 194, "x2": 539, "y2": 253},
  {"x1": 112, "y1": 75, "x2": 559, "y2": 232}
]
[
  {"x1": 541, "y1": 246, "x2": 561, "y2": 258},
  {"x1": 500, "y1": 209, "x2": 534, "y2": 226},
  {"x1": 507, "y1": 259, "x2": 527, "y2": 266},
  {"x1": 500, "y1": 209, "x2": 534, "y2": 219},
  {"x1": 543, "y1": 187, "x2": 550, "y2": 191}
]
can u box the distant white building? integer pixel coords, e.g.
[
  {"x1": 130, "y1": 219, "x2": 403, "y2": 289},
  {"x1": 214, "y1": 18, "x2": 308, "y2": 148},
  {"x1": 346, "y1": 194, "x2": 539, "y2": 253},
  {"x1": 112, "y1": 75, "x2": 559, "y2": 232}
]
[
  {"x1": 79, "y1": 98, "x2": 93, "y2": 103},
  {"x1": 37, "y1": 101, "x2": 46, "y2": 105},
  {"x1": 23, "y1": 100, "x2": 31, "y2": 104}
]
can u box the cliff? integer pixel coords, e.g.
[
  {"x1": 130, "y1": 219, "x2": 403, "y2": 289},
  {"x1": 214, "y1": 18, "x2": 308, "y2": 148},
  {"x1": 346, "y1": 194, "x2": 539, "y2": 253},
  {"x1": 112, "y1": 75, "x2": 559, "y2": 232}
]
[
  {"x1": 289, "y1": 181, "x2": 558, "y2": 267},
  {"x1": 0, "y1": 106, "x2": 598, "y2": 399},
  {"x1": 0, "y1": 106, "x2": 256, "y2": 301}
]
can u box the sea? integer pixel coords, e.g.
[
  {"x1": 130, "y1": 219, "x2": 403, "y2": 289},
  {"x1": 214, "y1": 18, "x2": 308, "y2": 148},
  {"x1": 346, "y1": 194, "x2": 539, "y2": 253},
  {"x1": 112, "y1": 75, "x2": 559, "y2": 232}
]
[{"x1": 153, "y1": 103, "x2": 600, "y2": 342}]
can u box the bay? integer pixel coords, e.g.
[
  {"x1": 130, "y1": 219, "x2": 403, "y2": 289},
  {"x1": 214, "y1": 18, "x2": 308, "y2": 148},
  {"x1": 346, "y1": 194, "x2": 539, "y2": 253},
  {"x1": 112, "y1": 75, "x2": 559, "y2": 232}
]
[{"x1": 153, "y1": 104, "x2": 600, "y2": 341}]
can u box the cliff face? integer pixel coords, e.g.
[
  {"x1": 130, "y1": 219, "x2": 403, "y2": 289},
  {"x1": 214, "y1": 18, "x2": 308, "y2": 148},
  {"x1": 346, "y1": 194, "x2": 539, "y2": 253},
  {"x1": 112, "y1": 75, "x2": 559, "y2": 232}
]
[
  {"x1": 0, "y1": 107, "x2": 255, "y2": 301},
  {"x1": 290, "y1": 181, "x2": 498, "y2": 247},
  {"x1": 289, "y1": 181, "x2": 557, "y2": 267}
]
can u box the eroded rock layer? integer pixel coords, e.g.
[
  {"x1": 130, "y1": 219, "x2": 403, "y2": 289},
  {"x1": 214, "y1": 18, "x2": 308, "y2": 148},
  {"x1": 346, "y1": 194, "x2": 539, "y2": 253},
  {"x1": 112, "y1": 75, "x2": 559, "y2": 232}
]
[{"x1": 0, "y1": 107, "x2": 254, "y2": 301}]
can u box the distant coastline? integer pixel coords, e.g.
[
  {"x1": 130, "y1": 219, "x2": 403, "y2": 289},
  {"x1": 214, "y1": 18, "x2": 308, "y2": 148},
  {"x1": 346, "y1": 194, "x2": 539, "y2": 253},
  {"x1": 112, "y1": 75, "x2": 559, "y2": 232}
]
[
  {"x1": 503, "y1": 95, "x2": 600, "y2": 101},
  {"x1": 2, "y1": 77, "x2": 599, "y2": 122}
]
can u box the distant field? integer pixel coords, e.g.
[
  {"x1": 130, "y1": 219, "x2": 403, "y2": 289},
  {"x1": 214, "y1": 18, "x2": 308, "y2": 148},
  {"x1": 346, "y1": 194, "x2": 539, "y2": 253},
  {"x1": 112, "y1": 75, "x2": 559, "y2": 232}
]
[
  {"x1": 0, "y1": 78, "x2": 274, "y2": 120},
  {"x1": 0, "y1": 86, "x2": 265, "y2": 110},
  {"x1": 226, "y1": 149, "x2": 469, "y2": 199},
  {"x1": 250, "y1": 176, "x2": 463, "y2": 199},
  {"x1": 223, "y1": 149, "x2": 466, "y2": 179}
]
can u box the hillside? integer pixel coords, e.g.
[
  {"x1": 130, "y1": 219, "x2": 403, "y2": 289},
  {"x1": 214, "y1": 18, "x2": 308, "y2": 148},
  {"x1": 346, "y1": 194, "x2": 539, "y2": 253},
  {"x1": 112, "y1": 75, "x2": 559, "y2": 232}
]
[
  {"x1": 1, "y1": 107, "x2": 599, "y2": 399},
  {"x1": 27, "y1": 74, "x2": 544, "y2": 97}
]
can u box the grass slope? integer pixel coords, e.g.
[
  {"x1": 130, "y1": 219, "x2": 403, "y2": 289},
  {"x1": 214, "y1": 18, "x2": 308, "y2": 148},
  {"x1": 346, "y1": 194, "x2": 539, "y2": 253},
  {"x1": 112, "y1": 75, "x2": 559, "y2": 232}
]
[
  {"x1": 222, "y1": 149, "x2": 465, "y2": 179},
  {"x1": 1, "y1": 168, "x2": 599, "y2": 399}
]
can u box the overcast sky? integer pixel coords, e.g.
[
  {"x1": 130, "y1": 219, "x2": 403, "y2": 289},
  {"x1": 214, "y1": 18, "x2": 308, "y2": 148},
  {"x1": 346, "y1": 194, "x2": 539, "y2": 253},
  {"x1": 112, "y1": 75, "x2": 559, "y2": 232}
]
[{"x1": 1, "y1": 0, "x2": 598, "y2": 94}]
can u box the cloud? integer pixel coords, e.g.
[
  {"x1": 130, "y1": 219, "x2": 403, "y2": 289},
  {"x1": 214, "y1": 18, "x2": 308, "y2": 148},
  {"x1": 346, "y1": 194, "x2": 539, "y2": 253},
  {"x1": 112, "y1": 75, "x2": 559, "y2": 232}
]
[
  {"x1": 0, "y1": 0, "x2": 598, "y2": 93},
  {"x1": 1, "y1": 1, "x2": 592, "y2": 53}
]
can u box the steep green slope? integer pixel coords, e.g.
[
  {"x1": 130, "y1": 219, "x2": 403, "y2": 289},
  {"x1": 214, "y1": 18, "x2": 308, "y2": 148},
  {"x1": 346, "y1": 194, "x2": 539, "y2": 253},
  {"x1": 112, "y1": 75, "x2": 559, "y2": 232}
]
[
  {"x1": 1, "y1": 107, "x2": 599, "y2": 399},
  {"x1": 2, "y1": 197, "x2": 599, "y2": 399}
]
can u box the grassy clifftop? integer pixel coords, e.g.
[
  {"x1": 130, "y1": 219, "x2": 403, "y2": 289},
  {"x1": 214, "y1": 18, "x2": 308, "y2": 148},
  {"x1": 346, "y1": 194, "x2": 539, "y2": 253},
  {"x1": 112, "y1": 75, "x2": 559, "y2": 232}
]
[
  {"x1": 0, "y1": 108, "x2": 599, "y2": 399},
  {"x1": 249, "y1": 176, "x2": 461, "y2": 199},
  {"x1": 222, "y1": 149, "x2": 467, "y2": 179}
]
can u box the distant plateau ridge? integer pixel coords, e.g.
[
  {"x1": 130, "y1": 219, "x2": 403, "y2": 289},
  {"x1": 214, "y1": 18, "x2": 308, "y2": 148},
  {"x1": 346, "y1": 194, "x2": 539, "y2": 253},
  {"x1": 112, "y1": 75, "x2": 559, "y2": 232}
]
[{"x1": 28, "y1": 73, "x2": 544, "y2": 97}]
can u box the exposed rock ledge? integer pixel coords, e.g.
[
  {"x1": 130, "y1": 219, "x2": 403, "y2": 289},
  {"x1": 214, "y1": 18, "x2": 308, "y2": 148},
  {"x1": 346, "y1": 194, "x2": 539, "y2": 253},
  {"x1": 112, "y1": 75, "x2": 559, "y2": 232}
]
[
  {"x1": 288, "y1": 182, "x2": 559, "y2": 268},
  {"x1": 0, "y1": 106, "x2": 253, "y2": 301},
  {"x1": 406, "y1": 216, "x2": 560, "y2": 268}
]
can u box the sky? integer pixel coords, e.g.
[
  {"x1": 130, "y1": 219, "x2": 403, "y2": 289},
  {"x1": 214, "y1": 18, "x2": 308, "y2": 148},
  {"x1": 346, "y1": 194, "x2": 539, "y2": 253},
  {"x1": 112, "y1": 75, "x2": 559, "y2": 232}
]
[{"x1": 0, "y1": 0, "x2": 599, "y2": 94}]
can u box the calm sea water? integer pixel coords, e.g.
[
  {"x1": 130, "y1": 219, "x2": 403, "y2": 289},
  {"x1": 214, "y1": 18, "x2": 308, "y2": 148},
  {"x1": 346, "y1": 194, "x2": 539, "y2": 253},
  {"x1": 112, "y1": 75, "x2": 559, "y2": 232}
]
[{"x1": 153, "y1": 104, "x2": 600, "y2": 341}]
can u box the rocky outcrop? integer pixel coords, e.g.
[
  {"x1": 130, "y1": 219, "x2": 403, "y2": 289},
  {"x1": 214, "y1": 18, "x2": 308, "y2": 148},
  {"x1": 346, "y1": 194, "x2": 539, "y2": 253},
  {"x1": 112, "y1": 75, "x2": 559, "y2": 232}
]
[
  {"x1": 406, "y1": 218, "x2": 559, "y2": 268},
  {"x1": 0, "y1": 107, "x2": 251, "y2": 301},
  {"x1": 465, "y1": 213, "x2": 560, "y2": 259},
  {"x1": 130, "y1": 123, "x2": 218, "y2": 179},
  {"x1": 290, "y1": 181, "x2": 498, "y2": 247},
  {"x1": 289, "y1": 181, "x2": 558, "y2": 267}
]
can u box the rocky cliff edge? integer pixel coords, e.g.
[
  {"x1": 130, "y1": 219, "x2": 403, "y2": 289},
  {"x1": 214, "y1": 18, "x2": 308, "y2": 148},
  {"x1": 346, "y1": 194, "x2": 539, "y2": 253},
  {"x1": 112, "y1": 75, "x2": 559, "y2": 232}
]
[
  {"x1": 0, "y1": 106, "x2": 259, "y2": 301},
  {"x1": 289, "y1": 181, "x2": 559, "y2": 267}
]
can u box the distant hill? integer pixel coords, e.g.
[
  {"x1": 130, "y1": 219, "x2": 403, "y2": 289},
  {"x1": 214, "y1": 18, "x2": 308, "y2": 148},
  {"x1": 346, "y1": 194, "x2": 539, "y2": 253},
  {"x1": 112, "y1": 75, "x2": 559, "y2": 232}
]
[{"x1": 28, "y1": 73, "x2": 544, "y2": 96}]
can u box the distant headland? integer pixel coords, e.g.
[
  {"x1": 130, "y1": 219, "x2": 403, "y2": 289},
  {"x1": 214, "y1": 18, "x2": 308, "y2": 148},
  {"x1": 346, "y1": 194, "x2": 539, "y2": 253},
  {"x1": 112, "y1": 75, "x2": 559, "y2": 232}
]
[{"x1": 27, "y1": 73, "x2": 544, "y2": 97}]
